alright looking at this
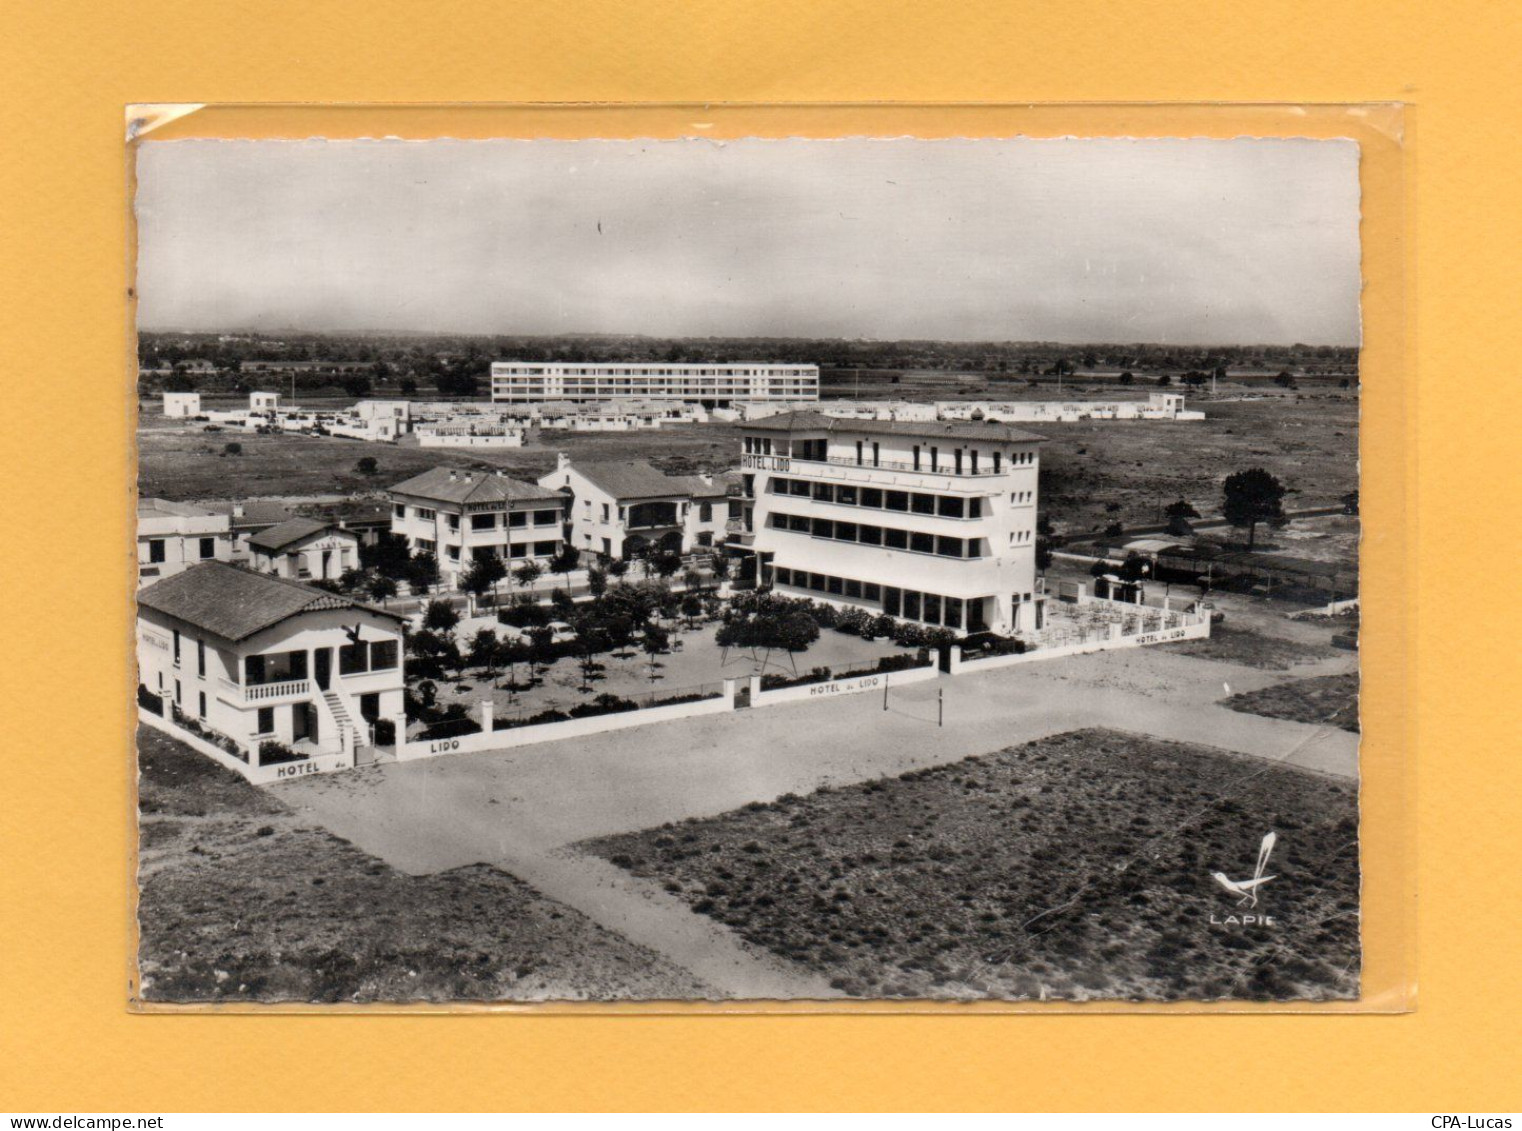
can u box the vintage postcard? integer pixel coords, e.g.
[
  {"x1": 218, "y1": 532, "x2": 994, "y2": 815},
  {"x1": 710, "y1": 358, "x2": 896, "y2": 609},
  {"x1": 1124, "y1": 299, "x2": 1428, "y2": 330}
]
[{"x1": 132, "y1": 136, "x2": 1361, "y2": 1004}]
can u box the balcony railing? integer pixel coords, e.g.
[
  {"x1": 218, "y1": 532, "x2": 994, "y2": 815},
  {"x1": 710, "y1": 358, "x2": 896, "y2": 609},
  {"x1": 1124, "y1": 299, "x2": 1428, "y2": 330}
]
[
  {"x1": 224, "y1": 678, "x2": 312, "y2": 703},
  {"x1": 741, "y1": 452, "x2": 1007, "y2": 478}
]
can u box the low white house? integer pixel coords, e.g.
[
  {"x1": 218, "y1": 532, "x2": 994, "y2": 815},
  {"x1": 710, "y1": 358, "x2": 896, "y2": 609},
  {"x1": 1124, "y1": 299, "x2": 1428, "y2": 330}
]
[
  {"x1": 162, "y1": 391, "x2": 201, "y2": 418},
  {"x1": 136, "y1": 562, "x2": 406, "y2": 767},
  {"x1": 248, "y1": 517, "x2": 361, "y2": 581},
  {"x1": 538, "y1": 454, "x2": 729, "y2": 561},
  {"x1": 249, "y1": 390, "x2": 281, "y2": 413},
  {"x1": 137, "y1": 498, "x2": 234, "y2": 587}
]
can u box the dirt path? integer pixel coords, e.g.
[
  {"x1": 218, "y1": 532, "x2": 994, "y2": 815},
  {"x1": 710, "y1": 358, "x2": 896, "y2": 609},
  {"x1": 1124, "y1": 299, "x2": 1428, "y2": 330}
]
[{"x1": 492, "y1": 847, "x2": 840, "y2": 999}]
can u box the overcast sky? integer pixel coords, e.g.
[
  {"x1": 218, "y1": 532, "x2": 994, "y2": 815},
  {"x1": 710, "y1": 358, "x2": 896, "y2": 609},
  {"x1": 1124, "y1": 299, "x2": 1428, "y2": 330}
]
[{"x1": 135, "y1": 137, "x2": 1361, "y2": 345}]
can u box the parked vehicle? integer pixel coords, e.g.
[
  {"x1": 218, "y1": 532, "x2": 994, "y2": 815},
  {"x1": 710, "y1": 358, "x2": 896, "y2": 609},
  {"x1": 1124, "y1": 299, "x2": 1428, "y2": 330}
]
[{"x1": 545, "y1": 620, "x2": 578, "y2": 644}]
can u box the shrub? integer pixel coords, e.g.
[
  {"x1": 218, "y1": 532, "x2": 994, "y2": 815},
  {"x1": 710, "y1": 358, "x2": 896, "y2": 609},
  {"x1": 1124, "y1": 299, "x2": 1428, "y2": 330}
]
[
  {"x1": 834, "y1": 606, "x2": 872, "y2": 635},
  {"x1": 137, "y1": 683, "x2": 164, "y2": 716},
  {"x1": 257, "y1": 740, "x2": 307, "y2": 766},
  {"x1": 371, "y1": 718, "x2": 396, "y2": 745},
  {"x1": 222, "y1": 442, "x2": 242, "y2": 456},
  {"x1": 868, "y1": 614, "x2": 898, "y2": 640}
]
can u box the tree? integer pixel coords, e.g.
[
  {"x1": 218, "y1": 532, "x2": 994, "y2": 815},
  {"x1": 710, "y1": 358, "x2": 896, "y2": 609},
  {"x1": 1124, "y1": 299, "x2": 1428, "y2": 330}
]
[
  {"x1": 366, "y1": 574, "x2": 398, "y2": 606},
  {"x1": 461, "y1": 553, "x2": 507, "y2": 613},
  {"x1": 586, "y1": 566, "x2": 609, "y2": 597},
  {"x1": 607, "y1": 558, "x2": 630, "y2": 580},
  {"x1": 355, "y1": 456, "x2": 379, "y2": 477},
  {"x1": 468, "y1": 628, "x2": 501, "y2": 682},
  {"x1": 709, "y1": 553, "x2": 731, "y2": 582},
  {"x1": 1118, "y1": 371, "x2": 1134, "y2": 386},
  {"x1": 422, "y1": 599, "x2": 459, "y2": 634},
  {"x1": 405, "y1": 550, "x2": 440, "y2": 596},
  {"x1": 399, "y1": 377, "x2": 419, "y2": 396},
  {"x1": 360, "y1": 531, "x2": 412, "y2": 579},
  {"x1": 1222, "y1": 468, "x2": 1287, "y2": 550},
  {"x1": 1274, "y1": 371, "x2": 1297, "y2": 389},
  {"x1": 223, "y1": 442, "x2": 242, "y2": 456},
  {"x1": 512, "y1": 559, "x2": 544, "y2": 605},
  {"x1": 342, "y1": 373, "x2": 373, "y2": 399},
  {"x1": 641, "y1": 623, "x2": 670, "y2": 684},
  {"x1": 550, "y1": 588, "x2": 577, "y2": 622},
  {"x1": 682, "y1": 568, "x2": 704, "y2": 593},
  {"x1": 548, "y1": 546, "x2": 580, "y2": 592},
  {"x1": 1165, "y1": 499, "x2": 1200, "y2": 520},
  {"x1": 652, "y1": 551, "x2": 683, "y2": 580},
  {"x1": 1156, "y1": 374, "x2": 1172, "y2": 387},
  {"x1": 680, "y1": 592, "x2": 705, "y2": 628}
]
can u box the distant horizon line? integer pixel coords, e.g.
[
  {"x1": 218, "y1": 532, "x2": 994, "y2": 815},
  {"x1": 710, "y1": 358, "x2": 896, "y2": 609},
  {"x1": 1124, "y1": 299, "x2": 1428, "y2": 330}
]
[{"x1": 138, "y1": 327, "x2": 1361, "y2": 351}]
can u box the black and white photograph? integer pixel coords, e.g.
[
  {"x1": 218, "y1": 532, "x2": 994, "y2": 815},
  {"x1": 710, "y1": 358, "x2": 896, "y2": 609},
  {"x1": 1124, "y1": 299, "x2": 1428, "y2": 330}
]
[{"x1": 132, "y1": 136, "x2": 1362, "y2": 1005}]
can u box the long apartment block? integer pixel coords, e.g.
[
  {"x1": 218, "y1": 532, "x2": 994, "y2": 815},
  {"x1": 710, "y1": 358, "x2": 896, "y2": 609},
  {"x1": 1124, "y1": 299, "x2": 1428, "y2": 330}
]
[{"x1": 491, "y1": 361, "x2": 819, "y2": 405}]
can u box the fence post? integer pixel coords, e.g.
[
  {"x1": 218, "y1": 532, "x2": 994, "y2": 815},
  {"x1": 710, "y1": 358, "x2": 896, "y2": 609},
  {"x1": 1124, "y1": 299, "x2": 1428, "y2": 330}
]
[
  {"x1": 749, "y1": 674, "x2": 762, "y2": 702},
  {"x1": 722, "y1": 678, "x2": 736, "y2": 709},
  {"x1": 479, "y1": 698, "x2": 494, "y2": 732},
  {"x1": 948, "y1": 644, "x2": 963, "y2": 675},
  {"x1": 389, "y1": 712, "x2": 408, "y2": 752}
]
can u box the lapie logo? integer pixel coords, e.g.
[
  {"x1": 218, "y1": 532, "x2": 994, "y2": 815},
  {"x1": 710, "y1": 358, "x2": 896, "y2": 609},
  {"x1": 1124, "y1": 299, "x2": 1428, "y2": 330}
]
[{"x1": 1209, "y1": 831, "x2": 1278, "y2": 925}]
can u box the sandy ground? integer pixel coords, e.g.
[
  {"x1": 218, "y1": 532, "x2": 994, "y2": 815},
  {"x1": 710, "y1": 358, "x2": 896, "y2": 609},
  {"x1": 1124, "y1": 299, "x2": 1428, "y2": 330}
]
[{"x1": 274, "y1": 636, "x2": 1358, "y2": 998}]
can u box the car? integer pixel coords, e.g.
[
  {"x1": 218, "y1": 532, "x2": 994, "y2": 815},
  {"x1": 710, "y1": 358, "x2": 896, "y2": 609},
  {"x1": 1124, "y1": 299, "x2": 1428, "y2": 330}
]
[{"x1": 545, "y1": 620, "x2": 577, "y2": 644}]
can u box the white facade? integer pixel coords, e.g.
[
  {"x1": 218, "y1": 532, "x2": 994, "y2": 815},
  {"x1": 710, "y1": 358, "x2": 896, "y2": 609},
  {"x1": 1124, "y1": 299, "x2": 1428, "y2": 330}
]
[
  {"x1": 936, "y1": 392, "x2": 1203, "y2": 422},
  {"x1": 388, "y1": 467, "x2": 567, "y2": 587},
  {"x1": 249, "y1": 391, "x2": 281, "y2": 412},
  {"x1": 741, "y1": 414, "x2": 1044, "y2": 637},
  {"x1": 162, "y1": 391, "x2": 201, "y2": 417},
  {"x1": 137, "y1": 499, "x2": 234, "y2": 587},
  {"x1": 250, "y1": 523, "x2": 361, "y2": 581},
  {"x1": 538, "y1": 454, "x2": 727, "y2": 562},
  {"x1": 137, "y1": 566, "x2": 406, "y2": 767},
  {"x1": 492, "y1": 361, "x2": 819, "y2": 405}
]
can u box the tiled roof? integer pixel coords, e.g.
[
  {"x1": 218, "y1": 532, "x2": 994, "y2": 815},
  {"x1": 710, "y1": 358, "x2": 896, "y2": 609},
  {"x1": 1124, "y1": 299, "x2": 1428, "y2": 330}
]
[
  {"x1": 743, "y1": 410, "x2": 1044, "y2": 444},
  {"x1": 247, "y1": 517, "x2": 342, "y2": 553},
  {"x1": 388, "y1": 466, "x2": 562, "y2": 506},
  {"x1": 137, "y1": 561, "x2": 402, "y2": 642},
  {"x1": 201, "y1": 499, "x2": 297, "y2": 530},
  {"x1": 569, "y1": 461, "x2": 705, "y2": 501}
]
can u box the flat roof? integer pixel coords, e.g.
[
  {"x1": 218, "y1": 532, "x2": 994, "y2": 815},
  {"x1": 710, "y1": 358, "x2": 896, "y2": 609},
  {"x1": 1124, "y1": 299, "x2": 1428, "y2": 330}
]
[{"x1": 743, "y1": 410, "x2": 1044, "y2": 444}]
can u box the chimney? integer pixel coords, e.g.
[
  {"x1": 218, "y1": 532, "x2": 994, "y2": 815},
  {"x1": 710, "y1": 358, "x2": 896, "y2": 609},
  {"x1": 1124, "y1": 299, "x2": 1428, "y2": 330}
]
[
  {"x1": 556, "y1": 452, "x2": 571, "y2": 471},
  {"x1": 495, "y1": 468, "x2": 506, "y2": 478},
  {"x1": 448, "y1": 470, "x2": 457, "y2": 481},
  {"x1": 232, "y1": 502, "x2": 244, "y2": 519}
]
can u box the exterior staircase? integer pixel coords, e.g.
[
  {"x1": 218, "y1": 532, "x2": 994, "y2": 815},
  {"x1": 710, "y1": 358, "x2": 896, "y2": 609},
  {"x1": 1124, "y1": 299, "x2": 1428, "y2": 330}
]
[{"x1": 321, "y1": 689, "x2": 367, "y2": 749}]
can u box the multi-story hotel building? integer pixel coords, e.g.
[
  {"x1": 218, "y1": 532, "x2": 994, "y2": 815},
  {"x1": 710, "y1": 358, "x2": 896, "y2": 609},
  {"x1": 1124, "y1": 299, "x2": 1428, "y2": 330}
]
[
  {"x1": 538, "y1": 454, "x2": 730, "y2": 562},
  {"x1": 740, "y1": 411, "x2": 1045, "y2": 637},
  {"x1": 491, "y1": 361, "x2": 819, "y2": 406},
  {"x1": 387, "y1": 467, "x2": 568, "y2": 588}
]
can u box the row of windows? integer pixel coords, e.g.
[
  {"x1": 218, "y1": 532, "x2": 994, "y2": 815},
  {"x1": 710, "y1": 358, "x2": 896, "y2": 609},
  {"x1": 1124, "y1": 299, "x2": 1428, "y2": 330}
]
[
  {"x1": 394, "y1": 505, "x2": 559, "y2": 529},
  {"x1": 494, "y1": 366, "x2": 816, "y2": 377},
  {"x1": 145, "y1": 536, "x2": 219, "y2": 564},
  {"x1": 771, "y1": 567, "x2": 988, "y2": 632},
  {"x1": 768, "y1": 511, "x2": 983, "y2": 558},
  {"x1": 441, "y1": 541, "x2": 559, "y2": 563},
  {"x1": 743, "y1": 437, "x2": 1037, "y2": 474},
  {"x1": 768, "y1": 477, "x2": 986, "y2": 519},
  {"x1": 338, "y1": 639, "x2": 400, "y2": 676}
]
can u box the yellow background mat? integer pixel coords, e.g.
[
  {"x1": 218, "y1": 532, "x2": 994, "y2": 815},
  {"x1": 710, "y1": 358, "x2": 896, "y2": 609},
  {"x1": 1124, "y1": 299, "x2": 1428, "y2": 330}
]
[{"x1": 0, "y1": 0, "x2": 1514, "y2": 1108}]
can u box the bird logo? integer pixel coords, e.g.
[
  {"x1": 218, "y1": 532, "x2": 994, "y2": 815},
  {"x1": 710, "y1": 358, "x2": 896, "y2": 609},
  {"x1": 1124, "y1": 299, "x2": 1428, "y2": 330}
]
[
  {"x1": 343, "y1": 622, "x2": 364, "y2": 646},
  {"x1": 1211, "y1": 831, "x2": 1278, "y2": 908}
]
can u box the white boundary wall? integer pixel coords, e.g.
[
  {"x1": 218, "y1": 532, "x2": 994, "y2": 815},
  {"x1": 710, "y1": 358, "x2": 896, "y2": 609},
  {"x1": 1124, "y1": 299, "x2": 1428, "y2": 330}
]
[
  {"x1": 397, "y1": 680, "x2": 737, "y2": 762},
  {"x1": 138, "y1": 707, "x2": 355, "y2": 784},
  {"x1": 749, "y1": 663, "x2": 939, "y2": 706},
  {"x1": 948, "y1": 616, "x2": 1210, "y2": 675}
]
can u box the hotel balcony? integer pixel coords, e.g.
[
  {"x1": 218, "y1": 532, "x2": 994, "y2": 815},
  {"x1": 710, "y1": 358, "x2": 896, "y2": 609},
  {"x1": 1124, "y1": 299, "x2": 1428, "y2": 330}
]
[
  {"x1": 742, "y1": 452, "x2": 1008, "y2": 492},
  {"x1": 219, "y1": 677, "x2": 312, "y2": 705}
]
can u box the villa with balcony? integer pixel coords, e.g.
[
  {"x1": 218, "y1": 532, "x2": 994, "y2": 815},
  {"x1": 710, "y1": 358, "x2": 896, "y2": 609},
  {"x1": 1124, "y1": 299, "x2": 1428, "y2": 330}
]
[
  {"x1": 136, "y1": 562, "x2": 406, "y2": 769},
  {"x1": 741, "y1": 411, "x2": 1046, "y2": 637},
  {"x1": 538, "y1": 453, "x2": 729, "y2": 562},
  {"x1": 387, "y1": 466, "x2": 568, "y2": 588}
]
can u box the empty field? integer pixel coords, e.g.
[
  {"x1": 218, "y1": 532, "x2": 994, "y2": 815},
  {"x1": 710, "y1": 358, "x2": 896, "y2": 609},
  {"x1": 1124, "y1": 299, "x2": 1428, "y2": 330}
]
[
  {"x1": 584, "y1": 728, "x2": 1360, "y2": 1002},
  {"x1": 135, "y1": 726, "x2": 708, "y2": 1003},
  {"x1": 138, "y1": 385, "x2": 1356, "y2": 540},
  {"x1": 1222, "y1": 673, "x2": 1360, "y2": 733}
]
